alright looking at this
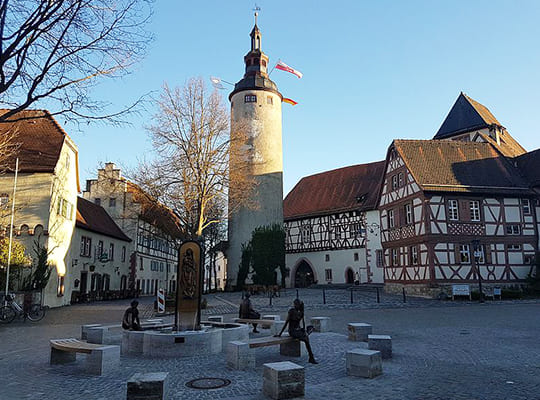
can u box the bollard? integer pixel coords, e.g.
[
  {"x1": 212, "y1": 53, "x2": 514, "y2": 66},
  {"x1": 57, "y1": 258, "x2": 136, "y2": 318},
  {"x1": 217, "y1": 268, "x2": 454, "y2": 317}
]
[
  {"x1": 376, "y1": 287, "x2": 380, "y2": 303},
  {"x1": 296, "y1": 289, "x2": 299, "y2": 299},
  {"x1": 402, "y1": 287, "x2": 407, "y2": 303},
  {"x1": 350, "y1": 289, "x2": 353, "y2": 304},
  {"x1": 323, "y1": 289, "x2": 326, "y2": 304},
  {"x1": 269, "y1": 292, "x2": 272, "y2": 306}
]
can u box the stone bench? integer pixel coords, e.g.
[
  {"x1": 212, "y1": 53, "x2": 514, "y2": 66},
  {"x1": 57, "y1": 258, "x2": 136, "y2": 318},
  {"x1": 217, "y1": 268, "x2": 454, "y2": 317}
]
[
  {"x1": 368, "y1": 334, "x2": 392, "y2": 359},
  {"x1": 127, "y1": 372, "x2": 168, "y2": 400},
  {"x1": 346, "y1": 348, "x2": 382, "y2": 378},
  {"x1": 262, "y1": 314, "x2": 281, "y2": 329},
  {"x1": 50, "y1": 338, "x2": 120, "y2": 375},
  {"x1": 227, "y1": 335, "x2": 303, "y2": 370},
  {"x1": 310, "y1": 317, "x2": 331, "y2": 333},
  {"x1": 348, "y1": 323, "x2": 372, "y2": 341},
  {"x1": 263, "y1": 361, "x2": 304, "y2": 400},
  {"x1": 83, "y1": 319, "x2": 166, "y2": 345}
]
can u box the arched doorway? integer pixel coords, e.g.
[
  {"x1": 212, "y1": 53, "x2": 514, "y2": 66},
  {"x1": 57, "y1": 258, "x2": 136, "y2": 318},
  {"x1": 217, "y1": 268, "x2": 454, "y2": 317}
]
[
  {"x1": 294, "y1": 260, "x2": 315, "y2": 288},
  {"x1": 345, "y1": 268, "x2": 355, "y2": 284}
]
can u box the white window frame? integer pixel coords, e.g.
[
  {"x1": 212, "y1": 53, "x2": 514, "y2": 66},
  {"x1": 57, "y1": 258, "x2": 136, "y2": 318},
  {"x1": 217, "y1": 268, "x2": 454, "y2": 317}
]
[
  {"x1": 459, "y1": 244, "x2": 470, "y2": 264},
  {"x1": 391, "y1": 248, "x2": 399, "y2": 266},
  {"x1": 523, "y1": 199, "x2": 531, "y2": 215},
  {"x1": 506, "y1": 224, "x2": 521, "y2": 235},
  {"x1": 470, "y1": 200, "x2": 480, "y2": 222},
  {"x1": 388, "y1": 209, "x2": 395, "y2": 228},
  {"x1": 325, "y1": 268, "x2": 333, "y2": 281},
  {"x1": 398, "y1": 172, "x2": 404, "y2": 187},
  {"x1": 410, "y1": 246, "x2": 418, "y2": 265},
  {"x1": 448, "y1": 199, "x2": 459, "y2": 221},
  {"x1": 405, "y1": 203, "x2": 413, "y2": 225},
  {"x1": 391, "y1": 175, "x2": 398, "y2": 190}
]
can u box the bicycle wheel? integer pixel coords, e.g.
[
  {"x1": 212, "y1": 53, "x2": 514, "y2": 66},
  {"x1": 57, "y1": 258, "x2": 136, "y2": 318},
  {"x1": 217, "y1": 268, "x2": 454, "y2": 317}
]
[
  {"x1": 27, "y1": 304, "x2": 45, "y2": 322},
  {"x1": 0, "y1": 306, "x2": 16, "y2": 323}
]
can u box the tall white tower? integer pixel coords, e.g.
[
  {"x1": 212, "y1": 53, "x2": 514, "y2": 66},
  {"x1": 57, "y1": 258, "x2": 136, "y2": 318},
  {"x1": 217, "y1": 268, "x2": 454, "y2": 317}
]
[{"x1": 227, "y1": 18, "x2": 283, "y2": 288}]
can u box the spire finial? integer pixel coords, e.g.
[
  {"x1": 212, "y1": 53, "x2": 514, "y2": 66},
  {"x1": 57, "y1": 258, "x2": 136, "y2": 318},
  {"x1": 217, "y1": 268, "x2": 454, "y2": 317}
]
[{"x1": 253, "y1": 4, "x2": 261, "y2": 25}]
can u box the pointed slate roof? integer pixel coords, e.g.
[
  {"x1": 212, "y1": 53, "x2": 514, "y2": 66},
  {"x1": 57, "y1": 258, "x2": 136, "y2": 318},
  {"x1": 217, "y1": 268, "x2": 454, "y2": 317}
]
[
  {"x1": 76, "y1": 197, "x2": 131, "y2": 242},
  {"x1": 284, "y1": 161, "x2": 385, "y2": 220},
  {"x1": 392, "y1": 139, "x2": 531, "y2": 195},
  {"x1": 434, "y1": 93, "x2": 502, "y2": 139}
]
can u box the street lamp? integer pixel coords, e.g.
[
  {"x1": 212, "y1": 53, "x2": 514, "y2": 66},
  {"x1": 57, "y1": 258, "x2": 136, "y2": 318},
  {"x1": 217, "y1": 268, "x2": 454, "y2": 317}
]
[{"x1": 471, "y1": 239, "x2": 484, "y2": 303}]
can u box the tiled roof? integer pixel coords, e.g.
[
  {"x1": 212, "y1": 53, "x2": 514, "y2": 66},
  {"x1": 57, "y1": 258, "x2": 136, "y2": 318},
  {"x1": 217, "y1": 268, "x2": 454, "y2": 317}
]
[
  {"x1": 0, "y1": 109, "x2": 68, "y2": 172},
  {"x1": 284, "y1": 161, "x2": 385, "y2": 220},
  {"x1": 76, "y1": 197, "x2": 131, "y2": 242},
  {"x1": 515, "y1": 148, "x2": 540, "y2": 188},
  {"x1": 434, "y1": 93, "x2": 501, "y2": 139},
  {"x1": 126, "y1": 182, "x2": 185, "y2": 239},
  {"x1": 393, "y1": 139, "x2": 532, "y2": 195},
  {"x1": 475, "y1": 131, "x2": 526, "y2": 158}
]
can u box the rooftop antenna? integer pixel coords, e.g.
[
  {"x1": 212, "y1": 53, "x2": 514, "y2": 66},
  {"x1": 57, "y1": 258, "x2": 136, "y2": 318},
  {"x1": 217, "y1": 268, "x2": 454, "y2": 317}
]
[{"x1": 253, "y1": 4, "x2": 261, "y2": 24}]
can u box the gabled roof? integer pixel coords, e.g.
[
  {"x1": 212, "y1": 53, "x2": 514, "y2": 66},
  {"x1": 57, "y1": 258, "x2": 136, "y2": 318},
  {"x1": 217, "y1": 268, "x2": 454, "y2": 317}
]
[
  {"x1": 0, "y1": 109, "x2": 69, "y2": 173},
  {"x1": 126, "y1": 182, "x2": 185, "y2": 239},
  {"x1": 76, "y1": 197, "x2": 131, "y2": 242},
  {"x1": 474, "y1": 131, "x2": 526, "y2": 158},
  {"x1": 434, "y1": 93, "x2": 502, "y2": 139},
  {"x1": 515, "y1": 148, "x2": 540, "y2": 188},
  {"x1": 284, "y1": 161, "x2": 385, "y2": 220},
  {"x1": 393, "y1": 139, "x2": 532, "y2": 195}
]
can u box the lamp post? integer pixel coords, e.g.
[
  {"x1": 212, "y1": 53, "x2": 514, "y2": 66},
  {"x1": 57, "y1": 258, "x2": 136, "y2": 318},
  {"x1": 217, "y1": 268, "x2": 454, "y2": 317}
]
[{"x1": 471, "y1": 239, "x2": 484, "y2": 303}]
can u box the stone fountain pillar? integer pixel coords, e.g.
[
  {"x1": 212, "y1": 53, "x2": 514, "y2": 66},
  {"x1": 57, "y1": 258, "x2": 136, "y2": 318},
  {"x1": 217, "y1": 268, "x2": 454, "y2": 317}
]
[{"x1": 176, "y1": 241, "x2": 203, "y2": 331}]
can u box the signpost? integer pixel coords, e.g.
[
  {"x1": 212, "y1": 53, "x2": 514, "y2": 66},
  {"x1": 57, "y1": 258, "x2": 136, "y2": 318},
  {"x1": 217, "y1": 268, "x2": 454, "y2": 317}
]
[{"x1": 157, "y1": 288, "x2": 165, "y2": 314}]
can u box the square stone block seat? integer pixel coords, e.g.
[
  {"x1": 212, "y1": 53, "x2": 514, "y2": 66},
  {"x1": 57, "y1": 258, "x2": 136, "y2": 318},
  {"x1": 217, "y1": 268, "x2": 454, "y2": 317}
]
[
  {"x1": 81, "y1": 324, "x2": 101, "y2": 340},
  {"x1": 121, "y1": 330, "x2": 146, "y2": 355},
  {"x1": 346, "y1": 348, "x2": 382, "y2": 378},
  {"x1": 348, "y1": 323, "x2": 372, "y2": 341},
  {"x1": 50, "y1": 338, "x2": 120, "y2": 375},
  {"x1": 270, "y1": 320, "x2": 286, "y2": 336},
  {"x1": 127, "y1": 372, "x2": 169, "y2": 400},
  {"x1": 310, "y1": 317, "x2": 331, "y2": 333},
  {"x1": 227, "y1": 341, "x2": 255, "y2": 370},
  {"x1": 368, "y1": 334, "x2": 392, "y2": 359},
  {"x1": 263, "y1": 361, "x2": 304, "y2": 400}
]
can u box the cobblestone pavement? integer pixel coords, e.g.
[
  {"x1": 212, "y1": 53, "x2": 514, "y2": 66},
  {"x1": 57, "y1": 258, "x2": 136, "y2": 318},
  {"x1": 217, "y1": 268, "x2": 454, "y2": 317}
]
[{"x1": 0, "y1": 291, "x2": 539, "y2": 400}]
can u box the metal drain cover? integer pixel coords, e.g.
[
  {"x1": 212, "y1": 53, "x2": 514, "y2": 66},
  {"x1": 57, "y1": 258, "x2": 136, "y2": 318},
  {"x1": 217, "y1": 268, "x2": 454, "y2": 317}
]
[{"x1": 186, "y1": 377, "x2": 231, "y2": 390}]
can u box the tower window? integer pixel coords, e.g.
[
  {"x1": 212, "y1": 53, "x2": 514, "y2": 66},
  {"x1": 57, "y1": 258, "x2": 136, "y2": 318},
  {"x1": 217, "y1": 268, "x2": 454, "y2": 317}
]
[
  {"x1": 244, "y1": 95, "x2": 257, "y2": 103},
  {"x1": 262, "y1": 60, "x2": 267, "y2": 67},
  {"x1": 267, "y1": 96, "x2": 273, "y2": 105}
]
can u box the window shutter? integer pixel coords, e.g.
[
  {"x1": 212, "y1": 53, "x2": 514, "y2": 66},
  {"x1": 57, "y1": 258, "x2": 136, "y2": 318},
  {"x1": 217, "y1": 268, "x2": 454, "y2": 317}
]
[
  {"x1": 485, "y1": 245, "x2": 492, "y2": 264},
  {"x1": 454, "y1": 244, "x2": 461, "y2": 264},
  {"x1": 459, "y1": 200, "x2": 470, "y2": 221}
]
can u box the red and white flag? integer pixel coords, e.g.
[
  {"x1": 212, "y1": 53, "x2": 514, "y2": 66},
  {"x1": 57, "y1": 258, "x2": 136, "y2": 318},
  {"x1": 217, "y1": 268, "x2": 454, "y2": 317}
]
[{"x1": 275, "y1": 60, "x2": 303, "y2": 78}]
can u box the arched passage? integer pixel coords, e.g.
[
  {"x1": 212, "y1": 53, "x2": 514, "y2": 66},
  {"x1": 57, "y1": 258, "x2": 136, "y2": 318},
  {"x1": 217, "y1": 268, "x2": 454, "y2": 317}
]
[
  {"x1": 345, "y1": 267, "x2": 355, "y2": 284},
  {"x1": 294, "y1": 260, "x2": 315, "y2": 288}
]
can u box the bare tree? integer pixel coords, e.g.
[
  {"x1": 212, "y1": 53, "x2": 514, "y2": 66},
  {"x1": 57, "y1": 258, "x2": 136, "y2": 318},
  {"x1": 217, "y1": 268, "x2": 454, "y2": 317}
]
[
  {"x1": 133, "y1": 78, "x2": 257, "y2": 238},
  {"x1": 0, "y1": 0, "x2": 153, "y2": 124}
]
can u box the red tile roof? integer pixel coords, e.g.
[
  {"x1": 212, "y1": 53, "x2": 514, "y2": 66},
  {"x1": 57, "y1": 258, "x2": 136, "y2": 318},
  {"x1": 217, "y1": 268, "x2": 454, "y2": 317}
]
[
  {"x1": 76, "y1": 197, "x2": 131, "y2": 241},
  {"x1": 126, "y1": 182, "x2": 185, "y2": 239},
  {"x1": 284, "y1": 161, "x2": 385, "y2": 220},
  {"x1": 0, "y1": 109, "x2": 70, "y2": 173},
  {"x1": 393, "y1": 139, "x2": 531, "y2": 195},
  {"x1": 515, "y1": 148, "x2": 540, "y2": 188}
]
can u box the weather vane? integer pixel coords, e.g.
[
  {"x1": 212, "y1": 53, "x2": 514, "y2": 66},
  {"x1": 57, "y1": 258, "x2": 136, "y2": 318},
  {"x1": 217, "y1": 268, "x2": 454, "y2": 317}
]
[{"x1": 253, "y1": 4, "x2": 261, "y2": 24}]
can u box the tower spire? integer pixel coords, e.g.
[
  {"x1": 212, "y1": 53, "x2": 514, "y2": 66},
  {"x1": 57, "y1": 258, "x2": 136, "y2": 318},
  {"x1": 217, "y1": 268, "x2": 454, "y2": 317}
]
[{"x1": 253, "y1": 4, "x2": 260, "y2": 25}]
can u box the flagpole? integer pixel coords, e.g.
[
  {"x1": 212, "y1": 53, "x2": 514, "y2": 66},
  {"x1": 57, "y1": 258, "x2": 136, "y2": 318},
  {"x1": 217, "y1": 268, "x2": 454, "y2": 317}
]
[
  {"x1": 4, "y1": 158, "x2": 18, "y2": 305},
  {"x1": 268, "y1": 59, "x2": 279, "y2": 76}
]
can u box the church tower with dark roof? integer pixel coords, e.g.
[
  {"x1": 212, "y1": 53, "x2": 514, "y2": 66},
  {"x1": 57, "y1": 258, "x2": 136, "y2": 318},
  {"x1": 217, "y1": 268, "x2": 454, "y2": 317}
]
[{"x1": 227, "y1": 15, "x2": 284, "y2": 287}]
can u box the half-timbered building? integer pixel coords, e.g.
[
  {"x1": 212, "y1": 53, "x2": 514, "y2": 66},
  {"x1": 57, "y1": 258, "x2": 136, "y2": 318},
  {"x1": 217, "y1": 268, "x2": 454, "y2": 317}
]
[
  {"x1": 284, "y1": 161, "x2": 385, "y2": 287},
  {"x1": 379, "y1": 115, "x2": 537, "y2": 296}
]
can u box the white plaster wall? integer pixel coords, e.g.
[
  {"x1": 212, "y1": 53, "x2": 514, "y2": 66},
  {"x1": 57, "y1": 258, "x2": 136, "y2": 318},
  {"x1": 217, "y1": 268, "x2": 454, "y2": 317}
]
[{"x1": 286, "y1": 248, "x2": 368, "y2": 287}]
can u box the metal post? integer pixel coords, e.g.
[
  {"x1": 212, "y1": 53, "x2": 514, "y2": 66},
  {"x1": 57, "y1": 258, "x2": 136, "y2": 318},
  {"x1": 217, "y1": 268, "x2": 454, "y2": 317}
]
[
  {"x1": 376, "y1": 287, "x2": 380, "y2": 303},
  {"x1": 323, "y1": 289, "x2": 326, "y2": 304},
  {"x1": 472, "y1": 239, "x2": 484, "y2": 303},
  {"x1": 296, "y1": 289, "x2": 299, "y2": 299},
  {"x1": 4, "y1": 158, "x2": 18, "y2": 306},
  {"x1": 402, "y1": 287, "x2": 407, "y2": 303},
  {"x1": 269, "y1": 292, "x2": 272, "y2": 306},
  {"x1": 350, "y1": 289, "x2": 353, "y2": 304}
]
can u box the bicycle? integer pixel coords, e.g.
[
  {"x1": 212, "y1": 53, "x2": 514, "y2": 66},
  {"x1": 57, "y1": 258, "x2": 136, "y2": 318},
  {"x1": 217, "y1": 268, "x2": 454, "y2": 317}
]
[{"x1": 0, "y1": 294, "x2": 46, "y2": 323}]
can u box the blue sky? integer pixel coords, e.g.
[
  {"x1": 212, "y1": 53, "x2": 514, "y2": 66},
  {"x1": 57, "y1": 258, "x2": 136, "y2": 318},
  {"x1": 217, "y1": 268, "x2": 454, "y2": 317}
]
[{"x1": 69, "y1": 0, "x2": 540, "y2": 195}]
